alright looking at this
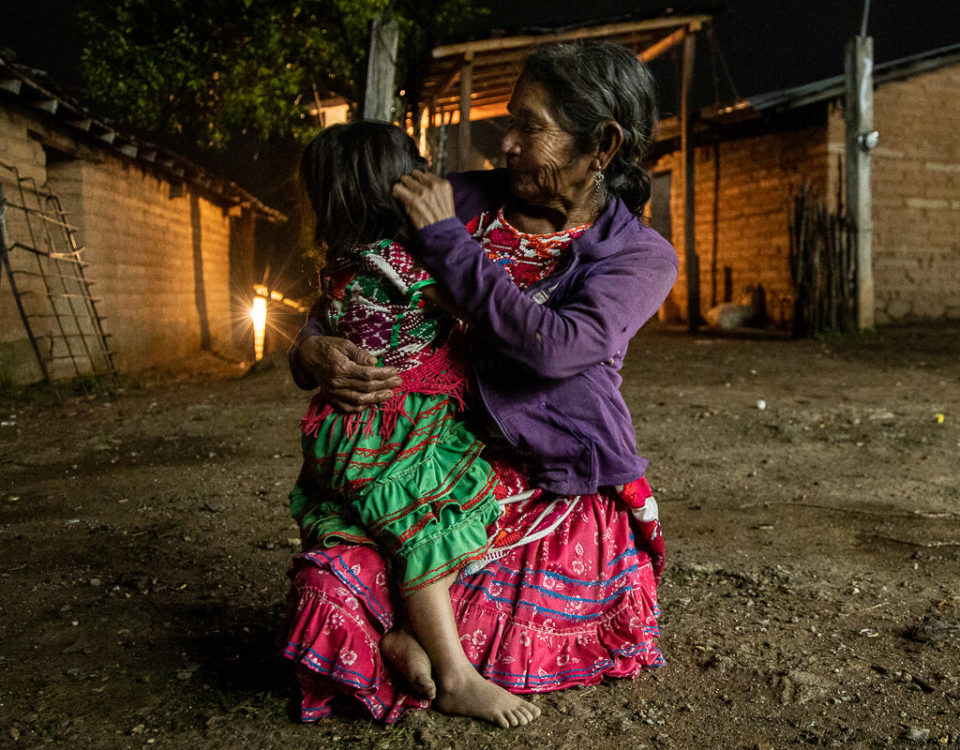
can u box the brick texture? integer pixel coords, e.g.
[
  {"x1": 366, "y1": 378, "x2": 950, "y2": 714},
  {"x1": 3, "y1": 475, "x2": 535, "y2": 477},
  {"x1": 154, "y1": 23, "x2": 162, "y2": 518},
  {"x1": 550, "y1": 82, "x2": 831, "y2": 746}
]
[
  {"x1": 656, "y1": 59, "x2": 960, "y2": 327},
  {"x1": 0, "y1": 105, "x2": 244, "y2": 383},
  {"x1": 654, "y1": 120, "x2": 830, "y2": 327},
  {"x1": 828, "y1": 63, "x2": 960, "y2": 323}
]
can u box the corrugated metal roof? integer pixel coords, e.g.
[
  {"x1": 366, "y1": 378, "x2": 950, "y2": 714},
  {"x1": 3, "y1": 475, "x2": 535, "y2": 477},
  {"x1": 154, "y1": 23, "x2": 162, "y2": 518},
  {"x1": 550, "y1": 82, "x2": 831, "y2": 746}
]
[{"x1": 747, "y1": 42, "x2": 960, "y2": 113}]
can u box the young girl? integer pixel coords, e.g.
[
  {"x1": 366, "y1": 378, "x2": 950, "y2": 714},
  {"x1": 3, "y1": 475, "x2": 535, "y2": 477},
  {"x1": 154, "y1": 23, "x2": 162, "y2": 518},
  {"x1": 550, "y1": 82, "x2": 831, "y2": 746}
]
[{"x1": 289, "y1": 121, "x2": 540, "y2": 728}]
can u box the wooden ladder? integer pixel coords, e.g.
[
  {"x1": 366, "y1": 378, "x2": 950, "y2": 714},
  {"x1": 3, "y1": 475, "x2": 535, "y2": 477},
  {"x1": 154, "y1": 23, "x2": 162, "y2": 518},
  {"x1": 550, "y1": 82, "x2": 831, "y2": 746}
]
[{"x1": 0, "y1": 162, "x2": 118, "y2": 393}]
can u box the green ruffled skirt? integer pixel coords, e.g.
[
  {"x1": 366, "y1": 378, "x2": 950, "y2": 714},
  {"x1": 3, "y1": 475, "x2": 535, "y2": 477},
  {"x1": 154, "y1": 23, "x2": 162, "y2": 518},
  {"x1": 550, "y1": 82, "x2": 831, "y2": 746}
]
[{"x1": 290, "y1": 393, "x2": 500, "y2": 597}]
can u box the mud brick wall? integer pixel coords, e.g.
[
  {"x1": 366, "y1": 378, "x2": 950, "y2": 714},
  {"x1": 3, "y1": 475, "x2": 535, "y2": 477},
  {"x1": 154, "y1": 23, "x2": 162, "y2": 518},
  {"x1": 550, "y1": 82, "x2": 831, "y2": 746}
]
[
  {"x1": 47, "y1": 160, "x2": 235, "y2": 371},
  {"x1": 654, "y1": 119, "x2": 830, "y2": 327},
  {"x1": 0, "y1": 108, "x2": 51, "y2": 383},
  {"x1": 828, "y1": 63, "x2": 960, "y2": 323},
  {"x1": 0, "y1": 105, "x2": 240, "y2": 382}
]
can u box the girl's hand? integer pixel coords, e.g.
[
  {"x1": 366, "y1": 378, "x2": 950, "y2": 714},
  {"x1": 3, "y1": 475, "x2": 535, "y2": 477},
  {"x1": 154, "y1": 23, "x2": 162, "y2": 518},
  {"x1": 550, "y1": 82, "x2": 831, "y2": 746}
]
[
  {"x1": 392, "y1": 170, "x2": 456, "y2": 230},
  {"x1": 298, "y1": 335, "x2": 401, "y2": 412}
]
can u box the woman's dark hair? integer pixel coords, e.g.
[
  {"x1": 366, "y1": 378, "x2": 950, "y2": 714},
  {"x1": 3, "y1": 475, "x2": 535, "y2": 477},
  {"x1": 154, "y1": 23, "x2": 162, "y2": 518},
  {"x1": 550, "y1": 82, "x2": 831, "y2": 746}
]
[
  {"x1": 301, "y1": 121, "x2": 427, "y2": 262},
  {"x1": 520, "y1": 41, "x2": 659, "y2": 215}
]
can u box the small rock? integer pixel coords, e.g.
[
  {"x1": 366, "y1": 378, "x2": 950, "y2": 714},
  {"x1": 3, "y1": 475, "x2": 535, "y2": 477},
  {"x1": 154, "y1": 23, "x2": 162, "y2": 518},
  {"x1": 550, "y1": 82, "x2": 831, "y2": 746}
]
[
  {"x1": 904, "y1": 618, "x2": 959, "y2": 644},
  {"x1": 415, "y1": 726, "x2": 439, "y2": 747},
  {"x1": 903, "y1": 727, "x2": 930, "y2": 743},
  {"x1": 780, "y1": 670, "x2": 835, "y2": 704}
]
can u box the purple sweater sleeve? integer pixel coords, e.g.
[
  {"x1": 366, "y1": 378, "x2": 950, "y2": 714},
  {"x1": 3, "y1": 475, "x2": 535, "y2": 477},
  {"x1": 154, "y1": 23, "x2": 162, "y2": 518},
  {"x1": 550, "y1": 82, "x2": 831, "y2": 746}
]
[
  {"x1": 287, "y1": 298, "x2": 326, "y2": 391},
  {"x1": 416, "y1": 217, "x2": 678, "y2": 380}
]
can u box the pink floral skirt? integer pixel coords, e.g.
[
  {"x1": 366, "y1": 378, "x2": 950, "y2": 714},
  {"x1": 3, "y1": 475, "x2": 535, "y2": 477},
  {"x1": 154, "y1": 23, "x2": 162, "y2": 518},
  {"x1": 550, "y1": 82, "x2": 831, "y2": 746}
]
[{"x1": 282, "y1": 486, "x2": 663, "y2": 723}]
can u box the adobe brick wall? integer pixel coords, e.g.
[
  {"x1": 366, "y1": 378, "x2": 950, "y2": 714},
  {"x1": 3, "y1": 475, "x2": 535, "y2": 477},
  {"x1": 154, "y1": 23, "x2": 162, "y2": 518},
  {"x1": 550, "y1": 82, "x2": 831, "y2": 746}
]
[
  {"x1": 0, "y1": 108, "x2": 49, "y2": 383},
  {"x1": 47, "y1": 160, "x2": 236, "y2": 372},
  {"x1": 0, "y1": 105, "x2": 242, "y2": 383},
  {"x1": 654, "y1": 120, "x2": 830, "y2": 327},
  {"x1": 828, "y1": 63, "x2": 960, "y2": 323}
]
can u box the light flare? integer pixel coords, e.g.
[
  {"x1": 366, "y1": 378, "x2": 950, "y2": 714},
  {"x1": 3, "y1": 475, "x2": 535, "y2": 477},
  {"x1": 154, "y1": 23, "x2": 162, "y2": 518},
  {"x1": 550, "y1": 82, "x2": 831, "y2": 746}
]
[{"x1": 251, "y1": 296, "x2": 267, "y2": 361}]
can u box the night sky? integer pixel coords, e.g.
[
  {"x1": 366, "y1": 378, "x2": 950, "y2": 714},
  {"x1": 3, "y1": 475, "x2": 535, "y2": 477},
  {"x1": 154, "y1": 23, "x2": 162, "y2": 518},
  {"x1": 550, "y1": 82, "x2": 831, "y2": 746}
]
[{"x1": 2, "y1": 0, "x2": 957, "y2": 102}]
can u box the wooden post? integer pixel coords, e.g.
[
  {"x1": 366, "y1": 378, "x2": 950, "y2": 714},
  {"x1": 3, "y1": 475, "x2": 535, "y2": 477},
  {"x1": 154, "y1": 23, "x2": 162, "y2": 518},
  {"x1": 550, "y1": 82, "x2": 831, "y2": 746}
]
[
  {"x1": 362, "y1": 17, "x2": 399, "y2": 121},
  {"x1": 457, "y1": 52, "x2": 474, "y2": 171},
  {"x1": 680, "y1": 29, "x2": 700, "y2": 330},
  {"x1": 844, "y1": 36, "x2": 875, "y2": 330}
]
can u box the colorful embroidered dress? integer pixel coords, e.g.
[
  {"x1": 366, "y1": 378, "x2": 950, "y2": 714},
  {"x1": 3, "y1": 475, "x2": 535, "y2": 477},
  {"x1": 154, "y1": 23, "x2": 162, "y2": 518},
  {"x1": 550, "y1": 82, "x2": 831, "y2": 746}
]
[
  {"x1": 283, "y1": 217, "x2": 664, "y2": 723},
  {"x1": 289, "y1": 239, "x2": 500, "y2": 597}
]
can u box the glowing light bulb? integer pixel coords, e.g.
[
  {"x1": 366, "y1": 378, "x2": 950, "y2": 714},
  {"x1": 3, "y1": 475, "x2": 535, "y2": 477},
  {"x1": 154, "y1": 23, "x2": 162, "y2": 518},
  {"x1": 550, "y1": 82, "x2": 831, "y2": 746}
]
[{"x1": 251, "y1": 296, "x2": 267, "y2": 361}]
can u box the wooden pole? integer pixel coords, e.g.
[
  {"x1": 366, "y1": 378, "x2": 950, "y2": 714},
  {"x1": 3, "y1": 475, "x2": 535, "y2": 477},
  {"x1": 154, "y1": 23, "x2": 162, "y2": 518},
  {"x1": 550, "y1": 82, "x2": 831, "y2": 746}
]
[
  {"x1": 432, "y1": 15, "x2": 711, "y2": 58},
  {"x1": 457, "y1": 52, "x2": 474, "y2": 171},
  {"x1": 680, "y1": 30, "x2": 700, "y2": 330},
  {"x1": 844, "y1": 36, "x2": 875, "y2": 330},
  {"x1": 362, "y1": 17, "x2": 399, "y2": 121}
]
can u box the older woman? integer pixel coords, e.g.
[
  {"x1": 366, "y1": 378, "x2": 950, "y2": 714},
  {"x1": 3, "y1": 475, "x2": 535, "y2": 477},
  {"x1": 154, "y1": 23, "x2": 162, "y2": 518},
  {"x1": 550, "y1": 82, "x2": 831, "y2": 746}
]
[{"x1": 284, "y1": 41, "x2": 678, "y2": 724}]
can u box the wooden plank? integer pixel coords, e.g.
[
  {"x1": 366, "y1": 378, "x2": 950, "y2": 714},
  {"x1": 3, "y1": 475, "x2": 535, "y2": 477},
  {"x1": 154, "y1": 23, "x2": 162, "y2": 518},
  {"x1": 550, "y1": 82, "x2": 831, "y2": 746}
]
[
  {"x1": 457, "y1": 53, "x2": 473, "y2": 170},
  {"x1": 639, "y1": 27, "x2": 688, "y2": 62},
  {"x1": 432, "y1": 15, "x2": 709, "y2": 58},
  {"x1": 680, "y1": 31, "x2": 701, "y2": 330},
  {"x1": 845, "y1": 36, "x2": 875, "y2": 330},
  {"x1": 430, "y1": 100, "x2": 510, "y2": 126},
  {"x1": 362, "y1": 17, "x2": 399, "y2": 121}
]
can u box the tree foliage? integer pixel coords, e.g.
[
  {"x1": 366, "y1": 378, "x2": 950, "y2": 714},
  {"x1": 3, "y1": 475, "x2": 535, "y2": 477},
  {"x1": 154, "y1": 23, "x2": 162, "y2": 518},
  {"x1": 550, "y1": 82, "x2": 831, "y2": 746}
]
[{"x1": 78, "y1": 0, "x2": 484, "y2": 148}]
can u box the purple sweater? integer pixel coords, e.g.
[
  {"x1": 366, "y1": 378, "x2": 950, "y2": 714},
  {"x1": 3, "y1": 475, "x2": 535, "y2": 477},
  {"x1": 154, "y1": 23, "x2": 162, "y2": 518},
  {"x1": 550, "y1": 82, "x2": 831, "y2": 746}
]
[{"x1": 291, "y1": 169, "x2": 678, "y2": 495}]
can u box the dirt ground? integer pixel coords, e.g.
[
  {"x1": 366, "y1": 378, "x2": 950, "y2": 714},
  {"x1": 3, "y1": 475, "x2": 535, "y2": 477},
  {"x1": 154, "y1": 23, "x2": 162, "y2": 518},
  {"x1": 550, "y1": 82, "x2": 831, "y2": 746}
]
[{"x1": 1, "y1": 322, "x2": 959, "y2": 749}]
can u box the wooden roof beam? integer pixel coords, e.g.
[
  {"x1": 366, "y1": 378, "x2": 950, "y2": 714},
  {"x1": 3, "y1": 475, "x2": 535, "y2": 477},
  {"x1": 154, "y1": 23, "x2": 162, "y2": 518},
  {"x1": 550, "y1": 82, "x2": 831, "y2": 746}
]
[
  {"x1": 429, "y1": 101, "x2": 511, "y2": 125},
  {"x1": 432, "y1": 15, "x2": 709, "y2": 58},
  {"x1": 431, "y1": 66, "x2": 520, "y2": 96},
  {"x1": 639, "y1": 26, "x2": 690, "y2": 62},
  {"x1": 431, "y1": 58, "x2": 464, "y2": 101}
]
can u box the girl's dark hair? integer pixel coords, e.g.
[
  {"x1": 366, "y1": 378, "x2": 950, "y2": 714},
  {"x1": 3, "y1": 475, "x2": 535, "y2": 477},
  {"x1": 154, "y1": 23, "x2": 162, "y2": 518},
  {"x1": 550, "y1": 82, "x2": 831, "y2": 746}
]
[
  {"x1": 301, "y1": 121, "x2": 427, "y2": 262},
  {"x1": 520, "y1": 41, "x2": 659, "y2": 215}
]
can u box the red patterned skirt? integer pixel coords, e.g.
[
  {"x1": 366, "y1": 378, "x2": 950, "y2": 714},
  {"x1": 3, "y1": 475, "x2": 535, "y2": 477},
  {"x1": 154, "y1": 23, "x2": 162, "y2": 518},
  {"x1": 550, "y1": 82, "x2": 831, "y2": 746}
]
[{"x1": 282, "y1": 454, "x2": 664, "y2": 723}]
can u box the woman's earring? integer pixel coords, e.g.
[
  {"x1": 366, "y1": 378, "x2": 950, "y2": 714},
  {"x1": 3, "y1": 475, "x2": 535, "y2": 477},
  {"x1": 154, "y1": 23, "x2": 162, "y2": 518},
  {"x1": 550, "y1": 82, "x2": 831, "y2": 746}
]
[{"x1": 593, "y1": 170, "x2": 605, "y2": 203}]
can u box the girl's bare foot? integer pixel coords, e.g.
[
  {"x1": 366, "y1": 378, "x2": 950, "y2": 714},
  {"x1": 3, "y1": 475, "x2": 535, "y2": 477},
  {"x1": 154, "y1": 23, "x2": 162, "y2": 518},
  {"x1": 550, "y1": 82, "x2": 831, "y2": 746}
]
[
  {"x1": 381, "y1": 627, "x2": 436, "y2": 699},
  {"x1": 435, "y1": 667, "x2": 541, "y2": 728}
]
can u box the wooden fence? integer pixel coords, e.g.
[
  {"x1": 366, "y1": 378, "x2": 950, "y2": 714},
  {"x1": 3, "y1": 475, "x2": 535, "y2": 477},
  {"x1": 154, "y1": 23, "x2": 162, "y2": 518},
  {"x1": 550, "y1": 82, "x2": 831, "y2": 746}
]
[{"x1": 788, "y1": 182, "x2": 857, "y2": 338}]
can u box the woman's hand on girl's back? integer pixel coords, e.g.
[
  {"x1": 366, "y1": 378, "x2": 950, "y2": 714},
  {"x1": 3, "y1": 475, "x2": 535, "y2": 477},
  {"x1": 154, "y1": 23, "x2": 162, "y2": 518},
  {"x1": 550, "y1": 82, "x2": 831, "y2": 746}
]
[
  {"x1": 392, "y1": 170, "x2": 456, "y2": 230},
  {"x1": 299, "y1": 335, "x2": 401, "y2": 412}
]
